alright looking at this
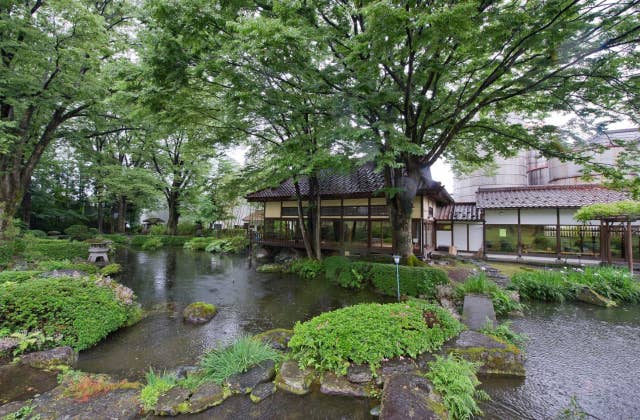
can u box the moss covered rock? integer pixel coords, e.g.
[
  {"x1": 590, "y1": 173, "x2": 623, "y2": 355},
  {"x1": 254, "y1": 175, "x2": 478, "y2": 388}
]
[
  {"x1": 445, "y1": 330, "x2": 525, "y2": 377},
  {"x1": 576, "y1": 286, "x2": 617, "y2": 307},
  {"x1": 256, "y1": 264, "x2": 284, "y2": 273},
  {"x1": 254, "y1": 328, "x2": 293, "y2": 351},
  {"x1": 275, "y1": 360, "x2": 315, "y2": 395},
  {"x1": 182, "y1": 302, "x2": 218, "y2": 325}
]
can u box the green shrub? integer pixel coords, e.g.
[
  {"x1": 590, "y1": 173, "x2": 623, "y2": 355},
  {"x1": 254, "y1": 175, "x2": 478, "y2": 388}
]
[
  {"x1": 160, "y1": 235, "x2": 191, "y2": 247},
  {"x1": 0, "y1": 277, "x2": 139, "y2": 350},
  {"x1": 36, "y1": 259, "x2": 99, "y2": 274},
  {"x1": 199, "y1": 336, "x2": 281, "y2": 384},
  {"x1": 0, "y1": 271, "x2": 41, "y2": 285},
  {"x1": 288, "y1": 300, "x2": 463, "y2": 375},
  {"x1": 337, "y1": 265, "x2": 366, "y2": 289},
  {"x1": 149, "y1": 225, "x2": 167, "y2": 235},
  {"x1": 140, "y1": 369, "x2": 177, "y2": 411},
  {"x1": 6, "y1": 330, "x2": 58, "y2": 356},
  {"x1": 21, "y1": 238, "x2": 89, "y2": 262},
  {"x1": 183, "y1": 237, "x2": 212, "y2": 251},
  {"x1": 322, "y1": 256, "x2": 352, "y2": 281},
  {"x1": 455, "y1": 274, "x2": 523, "y2": 316},
  {"x1": 141, "y1": 237, "x2": 163, "y2": 251},
  {"x1": 25, "y1": 229, "x2": 47, "y2": 238},
  {"x1": 100, "y1": 263, "x2": 122, "y2": 276},
  {"x1": 64, "y1": 224, "x2": 94, "y2": 241},
  {"x1": 99, "y1": 234, "x2": 129, "y2": 244},
  {"x1": 426, "y1": 354, "x2": 489, "y2": 420},
  {"x1": 130, "y1": 235, "x2": 147, "y2": 247},
  {"x1": 354, "y1": 262, "x2": 448, "y2": 298},
  {"x1": 204, "y1": 236, "x2": 248, "y2": 254},
  {"x1": 480, "y1": 321, "x2": 527, "y2": 349},
  {"x1": 177, "y1": 222, "x2": 197, "y2": 236},
  {"x1": 287, "y1": 258, "x2": 323, "y2": 280},
  {"x1": 510, "y1": 270, "x2": 574, "y2": 302}
]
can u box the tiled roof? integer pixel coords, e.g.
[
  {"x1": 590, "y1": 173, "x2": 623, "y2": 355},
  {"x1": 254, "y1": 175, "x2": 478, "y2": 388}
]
[
  {"x1": 437, "y1": 203, "x2": 483, "y2": 221},
  {"x1": 246, "y1": 163, "x2": 453, "y2": 203},
  {"x1": 242, "y1": 210, "x2": 264, "y2": 222},
  {"x1": 476, "y1": 184, "x2": 629, "y2": 209}
]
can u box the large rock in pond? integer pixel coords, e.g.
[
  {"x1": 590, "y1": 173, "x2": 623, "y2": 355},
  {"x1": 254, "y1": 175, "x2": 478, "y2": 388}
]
[
  {"x1": 274, "y1": 248, "x2": 300, "y2": 264},
  {"x1": 462, "y1": 294, "x2": 497, "y2": 331},
  {"x1": 19, "y1": 346, "x2": 78, "y2": 369},
  {"x1": 380, "y1": 374, "x2": 441, "y2": 420},
  {"x1": 226, "y1": 359, "x2": 276, "y2": 393},
  {"x1": 275, "y1": 360, "x2": 315, "y2": 395},
  {"x1": 256, "y1": 263, "x2": 284, "y2": 273},
  {"x1": 0, "y1": 337, "x2": 19, "y2": 364},
  {"x1": 347, "y1": 364, "x2": 373, "y2": 384},
  {"x1": 182, "y1": 301, "x2": 218, "y2": 325},
  {"x1": 320, "y1": 372, "x2": 370, "y2": 397},
  {"x1": 375, "y1": 357, "x2": 419, "y2": 385},
  {"x1": 254, "y1": 329, "x2": 293, "y2": 351},
  {"x1": 188, "y1": 382, "x2": 230, "y2": 413},
  {"x1": 446, "y1": 330, "x2": 525, "y2": 377},
  {"x1": 155, "y1": 386, "x2": 191, "y2": 416},
  {"x1": 250, "y1": 382, "x2": 276, "y2": 403},
  {"x1": 0, "y1": 373, "x2": 141, "y2": 420},
  {"x1": 576, "y1": 286, "x2": 617, "y2": 307}
]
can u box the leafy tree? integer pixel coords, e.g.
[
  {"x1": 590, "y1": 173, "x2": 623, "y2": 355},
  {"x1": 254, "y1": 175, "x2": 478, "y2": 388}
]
[
  {"x1": 291, "y1": 0, "x2": 640, "y2": 255},
  {"x1": 0, "y1": 0, "x2": 134, "y2": 236}
]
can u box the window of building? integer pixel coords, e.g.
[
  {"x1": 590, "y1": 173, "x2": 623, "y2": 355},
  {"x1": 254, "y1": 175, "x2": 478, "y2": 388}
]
[
  {"x1": 520, "y1": 225, "x2": 556, "y2": 254},
  {"x1": 371, "y1": 221, "x2": 393, "y2": 247},
  {"x1": 370, "y1": 205, "x2": 389, "y2": 216},
  {"x1": 343, "y1": 206, "x2": 368, "y2": 216},
  {"x1": 320, "y1": 220, "x2": 341, "y2": 244},
  {"x1": 343, "y1": 220, "x2": 368, "y2": 245},
  {"x1": 320, "y1": 206, "x2": 341, "y2": 217},
  {"x1": 485, "y1": 225, "x2": 517, "y2": 253}
]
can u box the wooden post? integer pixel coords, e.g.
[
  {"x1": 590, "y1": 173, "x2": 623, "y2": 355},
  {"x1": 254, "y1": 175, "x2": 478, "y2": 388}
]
[
  {"x1": 556, "y1": 208, "x2": 561, "y2": 260},
  {"x1": 517, "y1": 208, "x2": 521, "y2": 257}
]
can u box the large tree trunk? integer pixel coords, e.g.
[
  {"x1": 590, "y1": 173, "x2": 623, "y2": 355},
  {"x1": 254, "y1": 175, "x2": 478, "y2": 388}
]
[
  {"x1": 97, "y1": 202, "x2": 104, "y2": 233},
  {"x1": 294, "y1": 181, "x2": 314, "y2": 259},
  {"x1": 20, "y1": 187, "x2": 32, "y2": 228},
  {"x1": 385, "y1": 160, "x2": 423, "y2": 257},
  {"x1": 308, "y1": 176, "x2": 322, "y2": 260},
  {"x1": 166, "y1": 190, "x2": 180, "y2": 235},
  {"x1": 0, "y1": 171, "x2": 26, "y2": 237},
  {"x1": 116, "y1": 196, "x2": 127, "y2": 233}
]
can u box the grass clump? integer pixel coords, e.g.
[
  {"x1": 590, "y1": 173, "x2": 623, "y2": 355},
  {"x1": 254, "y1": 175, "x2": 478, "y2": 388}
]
[
  {"x1": 426, "y1": 354, "x2": 489, "y2": 420},
  {"x1": 354, "y1": 262, "x2": 449, "y2": 298},
  {"x1": 140, "y1": 237, "x2": 163, "y2": 251},
  {"x1": 0, "y1": 276, "x2": 140, "y2": 350},
  {"x1": 287, "y1": 258, "x2": 323, "y2": 280},
  {"x1": 288, "y1": 300, "x2": 463, "y2": 375},
  {"x1": 199, "y1": 336, "x2": 281, "y2": 384},
  {"x1": 455, "y1": 274, "x2": 523, "y2": 316},
  {"x1": 140, "y1": 369, "x2": 177, "y2": 411},
  {"x1": 183, "y1": 237, "x2": 211, "y2": 251},
  {"x1": 100, "y1": 263, "x2": 122, "y2": 276},
  {"x1": 480, "y1": 321, "x2": 527, "y2": 349},
  {"x1": 511, "y1": 266, "x2": 640, "y2": 303}
]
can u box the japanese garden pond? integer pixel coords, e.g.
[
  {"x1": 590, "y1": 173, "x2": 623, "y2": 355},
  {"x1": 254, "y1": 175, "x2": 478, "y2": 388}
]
[{"x1": 10, "y1": 248, "x2": 640, "y2": 419}]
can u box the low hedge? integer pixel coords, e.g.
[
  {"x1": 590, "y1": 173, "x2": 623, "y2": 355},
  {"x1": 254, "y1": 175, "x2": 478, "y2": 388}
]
[
  {"x1": 0, "y1": 271, "x2": 42, "y2": 285},
  {"x1": 131, "y1": 235, "x2": 192, "y2": 248},
  {"x1": 288, "y1": 300, "x2": 463, "y2": 375},
  {"x1": 0, "y1": 276, "x2": 139, "y2": 350},
  {"x1": 354, "y1": 262, "x2": 448, "y2": 298},
  {"x1": 21, "y1": 238, "x2": 89, "y2": 262}
]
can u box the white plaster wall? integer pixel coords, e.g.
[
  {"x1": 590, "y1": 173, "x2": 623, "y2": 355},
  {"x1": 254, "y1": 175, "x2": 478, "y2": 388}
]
[
  {"x1": 484, "y1": 210, "x2": 518, "y2": 224},
  {"x1": 559, "y1": 208, "x2": 599, "y2": 225},
  {"x1": 453, "y1": 224, "x2": 468, "y2": 250},
  {"x1": 520, "y1": 209, "x2": 557, "y2": 225},
  {"x1": 436, "y1": 230, "x2": 451, "y2": 247},
  {"x1": 469, "y1": 224, "x2": 483, "y2": 252}
]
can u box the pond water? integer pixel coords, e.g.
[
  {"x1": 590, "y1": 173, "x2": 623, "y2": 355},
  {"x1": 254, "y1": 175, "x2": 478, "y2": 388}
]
[{"x1": 66, "y1": 249, "x2": 640, "y2": 418}]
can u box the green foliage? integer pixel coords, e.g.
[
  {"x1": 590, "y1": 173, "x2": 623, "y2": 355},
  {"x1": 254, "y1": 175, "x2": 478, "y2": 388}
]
[
  {"x1": 426, "y1": 354, "x2": 489, "y2": 420},
  {"x1": 288, "y1": 301, "x2": 463, "y2": 375},
  {"x1": 256, "y1": 264, "x2": 284, "y2": 273},
  {"x1": 149, "y1": 225, "x2": 167, "y2": 235},
  {"x1": 204, "y1": 237, "x2": 249, "y2": 254},
  {"x1": 354, "y1": 262, "x2": 449, "y2": 298},
  {"x1": 176, "y1": 222, "x2": 197, "y2": 236},
  {"x1": 322, "y1": 256, "x2": 352, "y2": 282},
  {"x1": 98, "y1": 234, "x2": 129, "y2": 245},
  {"x1": 287, "y1": 258, "x2": 323, "y2": 280},
  {"x1": 100, "y1": 263, "x2": 122, "y2": 277},
  {"x1": 7, "y1": 330, "x2": 58, "y2": 356},
  {"x1": 25, "y1": 230, "x2": 47, "y2": 238},
  {"x1": 575, "y1": 201, "x2": 640, "y2": 222},
  {"x1": 480, "y1": 321, "x2": 527, "y2": 349},
  {"x1": 183, "y1": 237, "x2": 211, "y2": 251},
  {"x1": 455, "y1": 274, "x2": 523, "y2": 317},
  {"x1": 0, "y1": 271, "x2": 42, "y2": 285},
  {"x1": 36, "y1": 260, "x2": 99, "y2": 274},
  {"x1": 140, "y1": 369, "x2": 177, "y2": 411},
  {"x1": 0, "y1": 277, "x2": 138, "y2": 350},
  {"x1": 64, "y1": 224, "x2": 94, "y2": 241},
  {"x1": 141, "y1": 237, "x2": 163, "y2": 251},
  {"x1": 557, "y1": 396, "x2": 588, "y2": 420},
  {"x1": 1, "y1": 401, "x2": 37, "y2": 420},
  {"x1": 132, "y1": 235, "x2": 192, "y2": 249},
  {"x1": 21, "y1": 238, "x2": 89, "y2": 262},
  {"x1": 511, "y1": 266, "x2": 640, "y2": 303},
  {"x1": 199, "y1": 336, "x2": 281, "y2": 385}
]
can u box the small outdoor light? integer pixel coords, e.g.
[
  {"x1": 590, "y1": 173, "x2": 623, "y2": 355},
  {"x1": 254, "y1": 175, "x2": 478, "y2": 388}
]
[{"x1": 392, "y1": 255, "x2": 401, "y2": 302}]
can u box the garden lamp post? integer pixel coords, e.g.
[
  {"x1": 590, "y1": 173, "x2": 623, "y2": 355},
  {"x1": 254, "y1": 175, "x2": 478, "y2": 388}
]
[{"x1": 393, "y1": 255, "x2": 401, "y2": 302}]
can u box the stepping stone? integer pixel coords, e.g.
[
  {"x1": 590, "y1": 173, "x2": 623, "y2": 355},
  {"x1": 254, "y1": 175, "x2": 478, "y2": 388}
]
[
  {"x1": 275, "y1": 360, "x2": 314, "y2": 395},
  {"x1": 446, "y1": 330, "x2": 526, "y2": 377},
  {"x1": 189, "y1": 382, "x2": 229, "y2": 413},
  {"x1": 320, "y1": 372, "x2": 369, "y2": 397},
  {"x1": 380, "y1": 374, "x2": 439, "y2": 420},
  {"x1": 250, "y1": 382, "x2": 276, "y2": 403}
]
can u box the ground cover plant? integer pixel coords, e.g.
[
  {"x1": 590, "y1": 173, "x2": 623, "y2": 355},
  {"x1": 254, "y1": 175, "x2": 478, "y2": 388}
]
[
  {"x1": 0, "y1": 276, "x2": 140, "y2": 350},
  {"x1": 288, "y1": 300, "x2": 463, "y2": 375},
  {"x1": 140, "y1": 369, "x2": 177, "y2": 411},
  {"x1": 511, "y1": 266, "x2": 640, "y2": 303},
  {"x1": 480, "y1": 321, "x2": 527, "y2": 349},
  {"x1": 287, "y1": 258, "x2": 323, "y2": 280},
  {"x1": 20, "y1": 238, "x2": 89, "y2": 262},
  {"x1": 455, "y1": 274, "x2": 523, "y2": 316},
  {"x1": 0, "y1": 271, "x2": 42, "y2": 285},
  {"x1": 426, "y1": 354, "x2": 489, "y2": 420},
  {"x1": 199, "y1": 336, "x2": 280, "y2": 384}
]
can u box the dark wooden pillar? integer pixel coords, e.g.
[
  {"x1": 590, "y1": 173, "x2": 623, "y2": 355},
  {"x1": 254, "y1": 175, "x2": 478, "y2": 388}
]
[
  {"x1": 626, "y1": 220, "x2": 633, "y2": 273},
  {"x1": 556, "y1": 208, "x2": 561, "y2": 260},
  {"x1": 517, "y1": 208, "x2": 522, "y2": 257}
]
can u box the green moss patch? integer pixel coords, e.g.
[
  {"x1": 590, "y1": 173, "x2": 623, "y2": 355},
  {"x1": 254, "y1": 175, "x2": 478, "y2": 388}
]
[{"x1": 288, "y1": 300, "x2": 463, "y2": 375}]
